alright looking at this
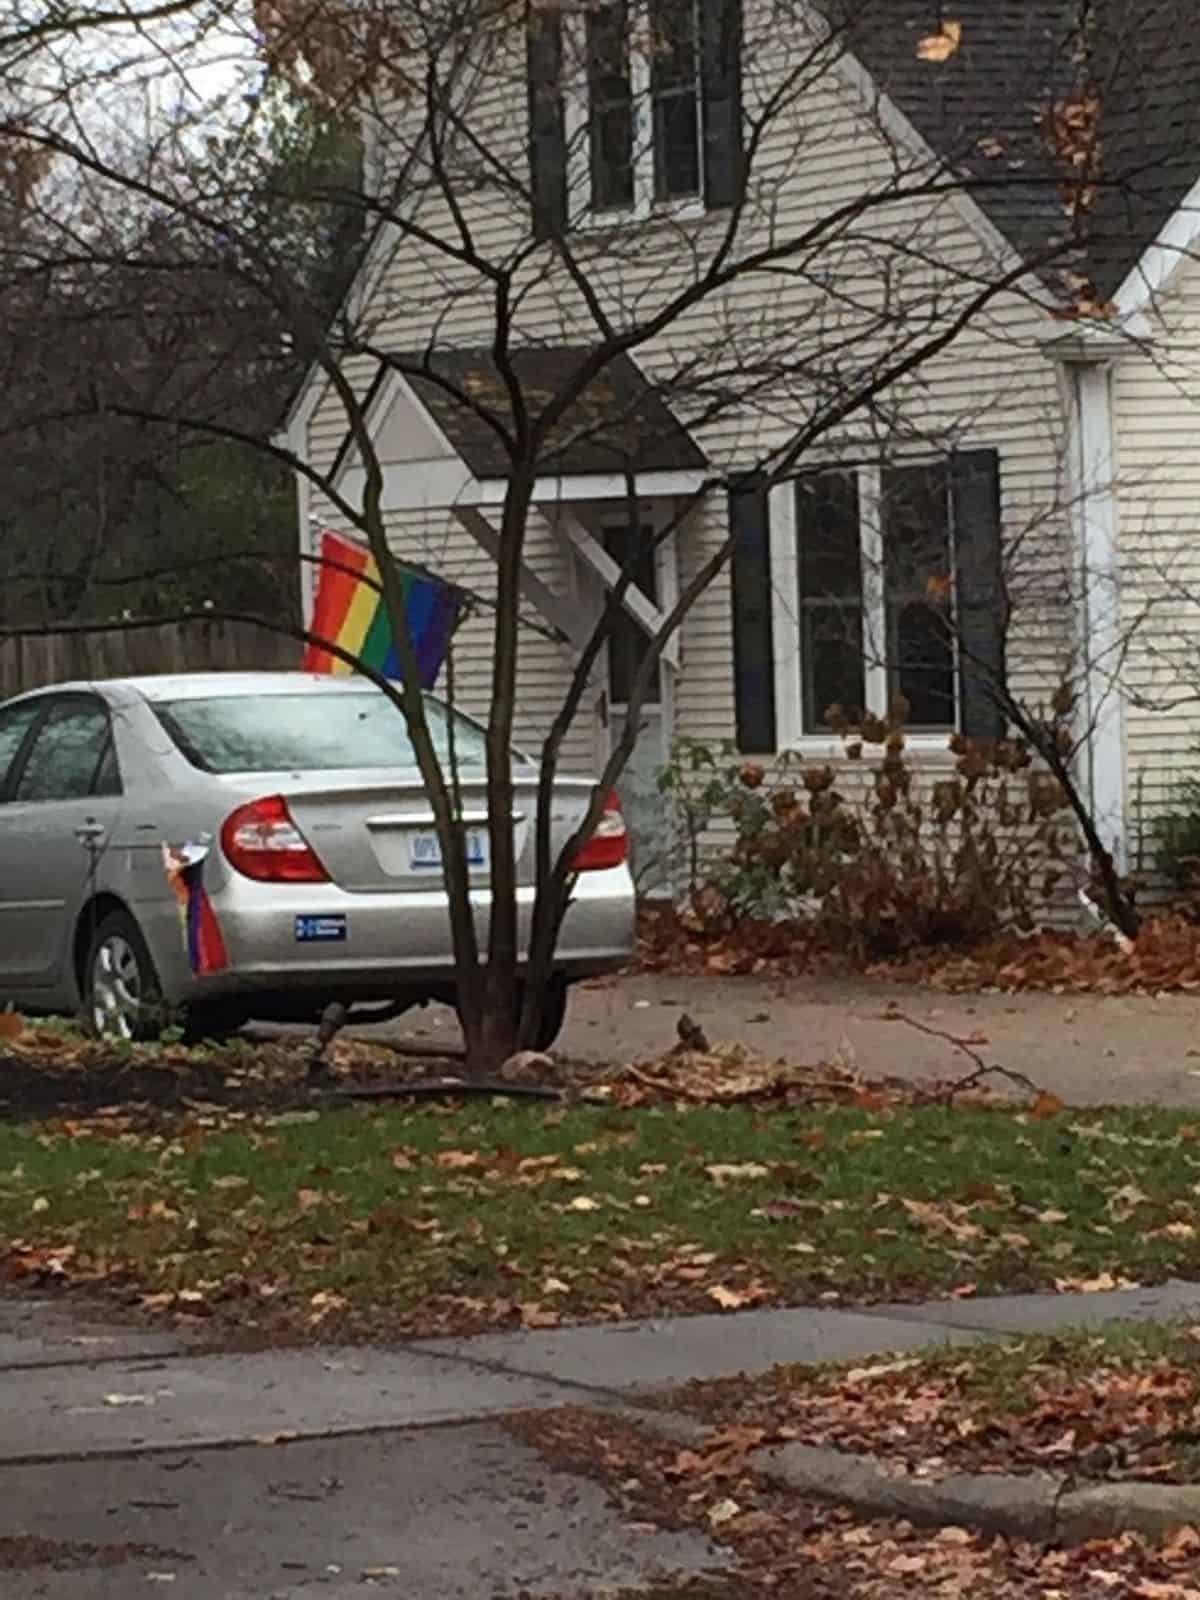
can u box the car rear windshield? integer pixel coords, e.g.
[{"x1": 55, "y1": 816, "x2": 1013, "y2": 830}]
[{"x1": 152, "y1": 691, "x2": 489, "y2": 775}]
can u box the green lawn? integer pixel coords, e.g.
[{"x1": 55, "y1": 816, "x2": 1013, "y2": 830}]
[{"x1": 3, "y1": 1099, "x2": 1200, "y2": 1340}]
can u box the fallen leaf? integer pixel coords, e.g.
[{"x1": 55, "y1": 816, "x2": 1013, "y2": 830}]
[
  {"x1": 844, "y1": 1358, "x2": 919, "y2": 1384},
  {"x1": 707, "y1": 1282, "x2": 770, "y2": 1310},
  {"x1": 435, "y1": 1150, "x2": 482, "y2": 1170},
  {"x1": 1108, "y1": 1180, "x2": 1151, "y2": 1218},
  {"x1": 104, "y1": 1392, "x2": 155, "y2": 1407},
  {"x1": 705, "y1": 1163, "x2": 770, "y2": 1185},
  {"x1": 518, "y1": 1303, "x2": 561, "y2": 1328},
  {"x1": 0, "y1": 1012, "x2": 23, "y2": 1040},
  {"x1": 753, "y1": 1199, "x2": 807, "y2": 1221},
  {"x1": 210, "y1": 1174, "x2": 250, "y2": 1191},
  {"x1": 707, "y1": 1497, "x2": 742, "y2": 1527},
  {"x1": 916, "y1": 18, "x2": 963, "y2": 61},
  {"x1": 565, "y1": 1195, "x2": 601, "y2": 1213},
  {"x1": 1030, "y1": 1091, "x2": 1066, "y2": 1120},
  {"x1": 1054, "y1": 1272, "x2": 1137, "y2": 1293},
  {"x1": 30, "y1": 1196, "x2": 49, "y2": 1214},
  {"x1": 708, "y1": 1284, "x2": 746, "y2": 1309}
]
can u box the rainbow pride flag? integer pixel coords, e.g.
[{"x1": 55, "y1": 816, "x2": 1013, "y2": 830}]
[
  {"x1": 162, "y1": 843, "x2": 228, "y2": 977},
  {"x1": 303, "y1": 530, "x2": 460, "y2": 687}
]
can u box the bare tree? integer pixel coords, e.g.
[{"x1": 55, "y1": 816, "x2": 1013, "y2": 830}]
[{"x1": 1, "y1": 0, "x2": 1191, "y2": 1067}]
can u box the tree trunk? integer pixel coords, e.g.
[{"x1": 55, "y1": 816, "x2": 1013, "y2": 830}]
[{"x1": 461, "y1": 965, "x2": 522, "y2": 1075}]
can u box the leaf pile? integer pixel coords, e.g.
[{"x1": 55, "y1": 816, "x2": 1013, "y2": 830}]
[
  {"x1": 872, "y1": 916, "x2": 1200, "y2": 995},
  {"x1": 511, "y1": 1405, "x2": 1200, "y2": 1600},
  {"x1": 668, "y1": 1318, "x2": 1200, "y2": 1487},
  {"x1": 636, "y1": 905, "x2": 1200, "y2": 996},
  {"x1": 602, "y1": 1040, "x2": 963, "y2": 1110}
]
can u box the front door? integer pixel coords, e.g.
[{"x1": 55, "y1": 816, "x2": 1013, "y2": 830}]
[{"x1": 603, "y1": 525, "x2": 673, "y2": 895}]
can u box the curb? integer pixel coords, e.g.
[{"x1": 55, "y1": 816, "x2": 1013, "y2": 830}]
[{"x1": 604, "y1": 1402, "x2": 1200, "y2": 1543}]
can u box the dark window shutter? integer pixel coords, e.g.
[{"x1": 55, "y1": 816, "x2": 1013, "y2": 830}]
[
  {"x1": 729, "y1": 477, "x2": 776, "y2": 753},
  {"x1": 527, "y1": 6, "x2": 567, "y2": 240},
  {"x1": 700, "y1": 0, "x2": 743, "y2": 209},
  {"x1": 952, "y1": 449, "x2": 1008, "y2": 739}
]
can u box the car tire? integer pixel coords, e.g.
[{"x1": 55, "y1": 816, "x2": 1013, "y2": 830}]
[{"x1": 84, "y1": 909, "x2": 168, "y2": 1043}]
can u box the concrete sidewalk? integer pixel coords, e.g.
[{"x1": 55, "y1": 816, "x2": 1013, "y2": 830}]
[
  {"x1": 7, "y1": 1278, "x2": 1200, "y2": 1595},
  {"x1": 366, "y1": 972, "x2": 1200, "y2": 1107}
]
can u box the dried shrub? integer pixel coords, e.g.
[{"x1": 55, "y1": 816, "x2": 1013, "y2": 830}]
[{"x1": 659, "y1": 709, "x2": 1075, "y2": 960}]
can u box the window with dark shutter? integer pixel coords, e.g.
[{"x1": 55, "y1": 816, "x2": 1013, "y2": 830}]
[
  {"x1": 775, "y1": 452, "x2": 1006, "y2": 745},
  {"x1": 952, "y1": 449, "x2": 1007, "y2": 739},
  {"x1": 651, "y1": 0, "x2": 702, "y2": 201},
  {"x1": 541, "y1": 0, "x2": 741, "y2": 225},
  {"x1": 700, "y1": 0, "x2": 743, "y2": 208},
  {"x1": 587, "y1": 2, "x2": 636, "y2": 211},
  {"x1": 729, "y1": 477, "x2": 776, "y2": 754},
  {"x1": 881, "y1": 462, "x2": 957, "y2": 732},
  {"x1": 796, "y1": 471, "x2": 865, "y2": 732},
  {"x1": 527, "y1": 6, "x2": 568, "y2": 240}
]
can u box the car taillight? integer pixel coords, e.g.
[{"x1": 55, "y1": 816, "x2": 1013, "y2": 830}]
[
  {"x1": 221, "y1": 795, "x2": 329, "y2": 883},
  {"x1": 573, "y1": 791, "x2": 629, "y2": 871}
]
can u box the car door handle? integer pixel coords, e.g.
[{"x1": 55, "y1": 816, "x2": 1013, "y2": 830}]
[{"x1": 75, "y1": 820, "x2": 107, "y2": 846}]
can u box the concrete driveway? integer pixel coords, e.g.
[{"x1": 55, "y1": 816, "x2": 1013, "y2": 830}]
[{"x1": 371, "y1": 971, "x2": 1200, "y2": 1107}]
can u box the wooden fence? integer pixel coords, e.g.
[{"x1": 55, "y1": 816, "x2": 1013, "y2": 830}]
[{"x1": 0, "y1": 619, "x2": 300, "y2": 699}]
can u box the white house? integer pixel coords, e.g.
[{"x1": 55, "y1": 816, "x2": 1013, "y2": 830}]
[{"x1": 286, "y1": 0, "x2": 1200, "y2": 886}]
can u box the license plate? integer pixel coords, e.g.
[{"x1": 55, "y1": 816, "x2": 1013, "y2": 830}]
[{"x1": 408, "y1": 830, "x2": 488, "y2": 870}]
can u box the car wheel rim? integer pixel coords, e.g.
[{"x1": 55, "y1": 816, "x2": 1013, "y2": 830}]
[{"x1": 91, "y1": 935, "x2": 143, "y2": 1041}]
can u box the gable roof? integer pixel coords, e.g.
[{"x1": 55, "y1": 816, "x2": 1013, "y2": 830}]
[
  {"x1": 399, "y1": 347, "x2": 708, "y2": 477},
  {"x1": 838, "y1": 1, "x2": 1200, "y2": 302}
]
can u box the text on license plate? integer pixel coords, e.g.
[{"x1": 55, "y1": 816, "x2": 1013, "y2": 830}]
[{"x1": 408, "y1": 830, "x2": 488, "y2": 869}]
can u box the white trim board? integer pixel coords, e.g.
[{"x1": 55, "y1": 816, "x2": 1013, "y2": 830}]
[
  {"x1": 1069, "y1": 360, "x2": 1127, "y2": 866},
  {"x1": 466, "y1": 470, "x2": 708, "y2": 506},
  {"x1": 453, "y1": 505, "x2": 590, "y2": 650},
  {"x1": 1113, "y1": 171, "x2": 1200, "y2": 320},
  {"x1": 555, "y1": 507, "x2": 681, "y2": 667}
]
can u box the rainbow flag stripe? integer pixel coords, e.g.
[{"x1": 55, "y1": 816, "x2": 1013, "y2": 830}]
[
  {"x1": 162, "y1": 845, "x2": 229, "y2": 977},
  {"x1": 303, "y1": 530, "x2": 459, "y2": 687}
]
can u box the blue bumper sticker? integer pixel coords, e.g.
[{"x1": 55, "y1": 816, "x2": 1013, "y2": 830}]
[{"x1": 295, "y1": 915, "x2": 348, "y2": 943}]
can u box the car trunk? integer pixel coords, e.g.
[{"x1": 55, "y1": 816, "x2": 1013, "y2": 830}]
[{"x1": 217, "y1": 770, "x2": 597, "y2": 894}]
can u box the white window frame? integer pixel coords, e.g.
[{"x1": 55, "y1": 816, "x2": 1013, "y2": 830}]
[
  {"x1": 768, "y1": 467, "x2": 961, "y2": 760},
  {"x1": 562, "y1": 0, "x2": 707, "y2": 228}
]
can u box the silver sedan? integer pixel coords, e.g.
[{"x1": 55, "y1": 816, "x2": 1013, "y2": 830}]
[{"x1": 0, "y1": 673, "x2": 635, "y2": 1043}]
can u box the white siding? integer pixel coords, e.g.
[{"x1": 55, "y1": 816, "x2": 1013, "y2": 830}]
[
  {"x1": 1112, "y1": 256, "x2": 1200, "y2": 866},
  {"x1": 302, "y1": 2, "x2": 1076, "y2": 798}
]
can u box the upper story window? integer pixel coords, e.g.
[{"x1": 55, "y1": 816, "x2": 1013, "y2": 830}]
[
  {"x1": 527, "y1": 0, "x2": 742, "y2": 239},
  {"x1": 581, "y1": 0, "x2": 703, "y2": 215}
]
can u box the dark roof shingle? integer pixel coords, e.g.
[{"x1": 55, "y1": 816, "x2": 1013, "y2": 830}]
[
  {"x1": 399, "y1": 346, "x2": 707, "y2": 477},
  {"x1": 833, "y1": 1, "x2": 1200, "y2": 301}
]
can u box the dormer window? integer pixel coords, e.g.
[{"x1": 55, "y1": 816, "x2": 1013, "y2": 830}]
[{"x1": 528, "y1": 0, "x2": 742, "y2": 237}]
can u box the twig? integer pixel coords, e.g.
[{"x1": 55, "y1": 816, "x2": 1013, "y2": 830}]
[{"x1": 879, "y1": 1008, "x2": 1045, "y2": 1102}]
